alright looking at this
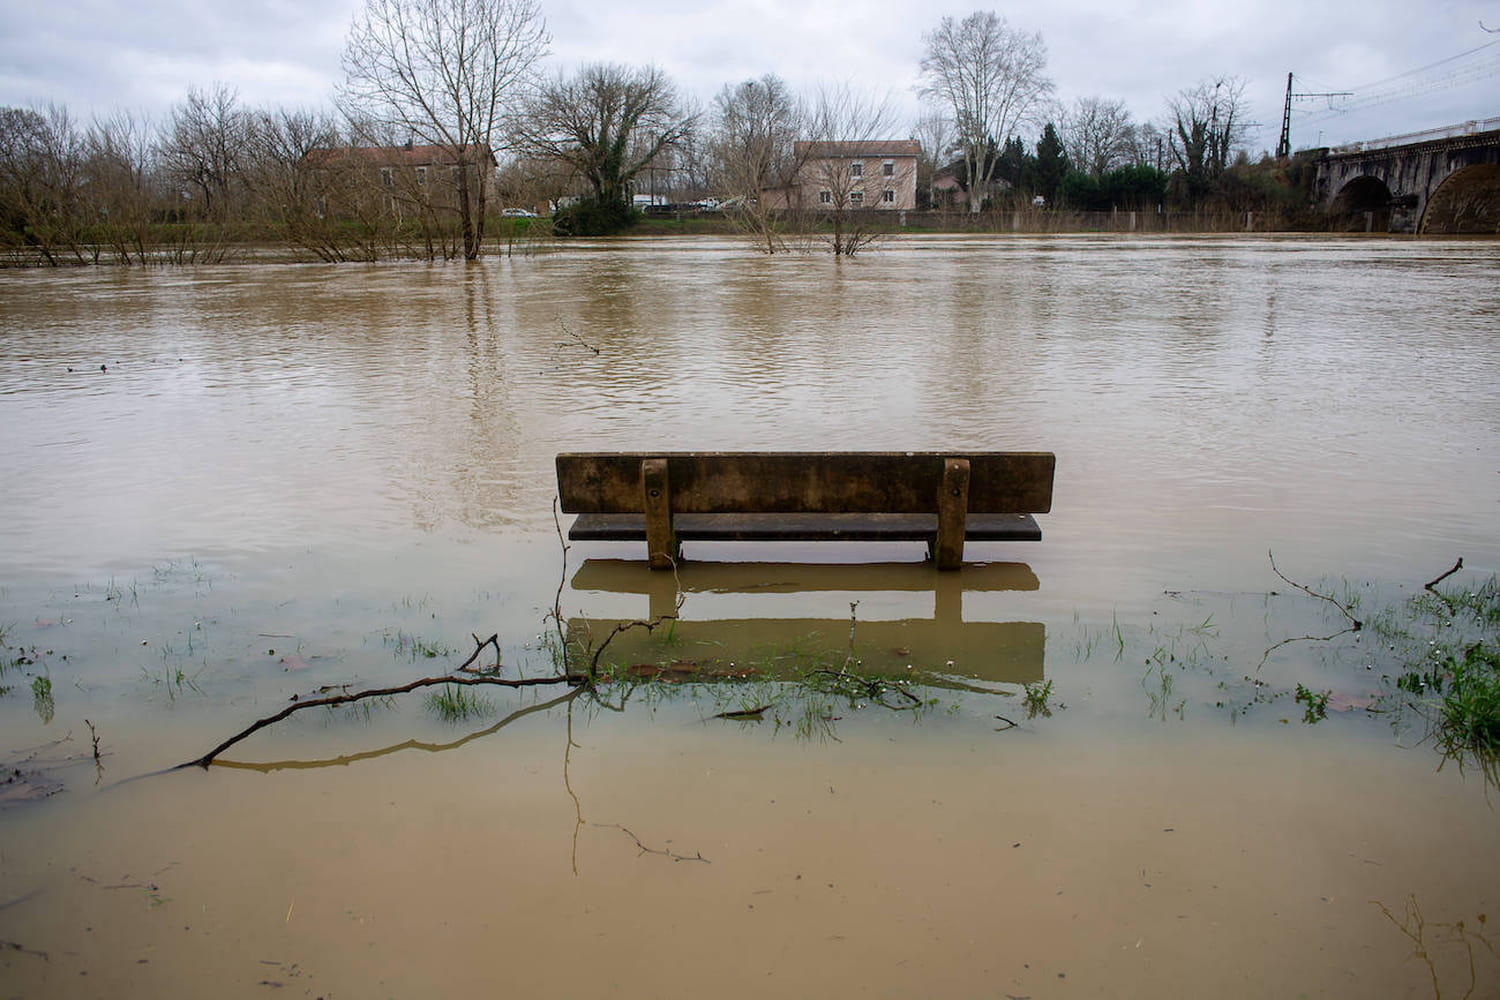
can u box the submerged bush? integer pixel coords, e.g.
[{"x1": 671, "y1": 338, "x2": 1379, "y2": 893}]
[{"x1": 552, "y1": 198, "x2": 638, "y2": 237}]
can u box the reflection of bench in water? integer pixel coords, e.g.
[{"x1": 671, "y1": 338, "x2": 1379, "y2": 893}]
[
  {"x1": 566, "y1": 559, "x2": 1045, "y2": 686},
  {"x1": 557, "y1": 452, "x2": 1055, "y2": 570}
]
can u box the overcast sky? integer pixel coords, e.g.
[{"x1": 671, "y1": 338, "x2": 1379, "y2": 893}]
[{"x1": 1, "y1": 0, "x2": 1496, "y2": 152}]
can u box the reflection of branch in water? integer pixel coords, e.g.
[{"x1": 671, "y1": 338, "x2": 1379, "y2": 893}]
[
  {"x1": 557, "y1": 319, "x2": 600, "y2": 355},
  {"x1": 211, "y1": 688, "x2": 585, "y2": 773},
  {"x1": 564, "y1": 696, "x2": 584, "y2": 876},
  {"x1": 595, "y1": 823, "x2": 709, "y2": 863},
  {"x1": 1375, "y1": 893, "x2": 1500, "y2": 1000},
  {"x1": 1256, "y1": 626, "x2": 1360, "y2": 673},
  {"x1": 0, "y1": 939, "x2": 49, "y2": 963}
]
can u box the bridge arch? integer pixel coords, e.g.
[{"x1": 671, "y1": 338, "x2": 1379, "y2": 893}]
[
  {"x1": 1420, "y1": 164, "x2": 1500, "y2": 234},
  {"x1": 1314, "y1": 121, "x2": 1500, "y2": 233},
  {"x1": 1329, "y1": 175, "x2": 1394, "y2": 231}
]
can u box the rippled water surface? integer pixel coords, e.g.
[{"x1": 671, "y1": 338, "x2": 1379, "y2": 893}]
[{"x1": 1, "y1": 235, "x2": 1498, "y2": 997}]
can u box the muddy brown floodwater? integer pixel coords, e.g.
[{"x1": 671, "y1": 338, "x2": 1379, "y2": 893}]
[{"x1": 1, "y1": 234, "x2": 1498, "y2": 997}]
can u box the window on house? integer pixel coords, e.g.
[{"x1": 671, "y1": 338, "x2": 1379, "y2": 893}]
[
  {"x1": 882, "y1": 161, "x2": 894, "y2": 176},
  {"x1": 882, "y1": 188, "x2": 895, "y2": 203},
  {"x1": 850, "y1": 161, "x2": 863, "y2": 177},
  {"x1": 451, "y1": 167, "x2": 460, "y2": 185},
  {"x1": 819, "y1": 190, "x2": 832, "y2": 204},
  {"x1": 416, "y1": 166, "x2": 427, "y2": 185},
  {"x1": 850, "y1": 191, "x2": 863, "y2": 206},
  {"x1": 381, "y1": 168, "x2": 393, "y2": 187}
]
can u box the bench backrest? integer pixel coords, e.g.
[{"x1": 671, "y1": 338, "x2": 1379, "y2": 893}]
[{"x1": 556, "y1": 452, "x2": 1054, "y2": 514}]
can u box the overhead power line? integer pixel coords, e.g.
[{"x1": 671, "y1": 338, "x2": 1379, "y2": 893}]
[{"x1": 1299, "y1": 38, "x2": 1500, "y2": 127}]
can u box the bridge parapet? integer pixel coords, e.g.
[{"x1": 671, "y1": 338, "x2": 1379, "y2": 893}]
[{"x1": 1331, "y1": 116, "x2": 1500, "y2": 155}]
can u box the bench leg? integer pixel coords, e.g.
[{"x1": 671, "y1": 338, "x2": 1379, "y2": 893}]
[
  {"x1": 932, "y1": 457, "x2": 970, "y2": 571},
  {"x1": 641, "y1": 457, "x2": 678, "y2": 571}
]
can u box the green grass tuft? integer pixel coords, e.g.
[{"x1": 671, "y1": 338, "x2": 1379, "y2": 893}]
[{"x1": 425, "y1": 684, "x2": 494, "y2": 722}]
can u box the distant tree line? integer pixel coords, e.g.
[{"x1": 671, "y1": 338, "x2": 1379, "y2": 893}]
[{"x1": 1, "y1": 2, "x2": 1322, "y2": 266}]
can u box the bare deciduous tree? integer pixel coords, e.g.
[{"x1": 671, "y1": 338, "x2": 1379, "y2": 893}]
[
  {"x1": 1058, "y1": 96, "x2": 1136, "y2": 178},
  {"x1": 512, "y1": 63, "x2": 695, "y2": 232},
  {"x1": 1165, "y1": 76, "x2": 1252, "y2": 199},
  {"x1": 1132, "y1": 121, "x2": 1168, "y2": 171},
  {"x1": 159, "y1": 83, "x2": 249, "y2": 222},
  {"x1": 83, "y1": 110, "x2": 164, "y2": 264},
  {"x1": 242, "y1": 108, "x2": 355, "y2": 260},
  {"x1": 340, "y1": 0, "x2": 548, "y2": 259},
  {"x1": 792, "y1": 84, "x2": 908, "y2": 256},
  {"x1": 0, "y1": 104, "x2": 88, "y2": 265},
  {"x1": 912, "y1": 111, "x2": 953, "y2": 207},
  {"x1": 708, "y1": 74, "x2": 804, "y2": 252},
  {"x1": 918, "y1": 11, "x2": 1053, "y2": 213}
]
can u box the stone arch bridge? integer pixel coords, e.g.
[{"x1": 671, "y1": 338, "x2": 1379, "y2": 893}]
[{"x1": 1313, "y1": 118, "x2": 1500, "y2": 233}]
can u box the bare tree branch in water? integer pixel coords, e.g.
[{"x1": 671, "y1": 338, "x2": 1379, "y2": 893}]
[
  {"x1": 1426, "y1": 557, "x2": 1465, "y2": 592},
  {"x1": 1419, "y1": 556, "x2": 1467, "y2": 619},
  {"x1": 182, "y1": 539, "x2": 680, "y2": 769},
  {"x1": 1255, "y1": 551, "x2": 1364, "y2": 671},
  {"x1": 212, "y1": 686, "x2": 585, "y2": 772},
  {"x1": 1268, "y1": 550, "x2": 1362, "y2": 630},
  {"x1": 178, "y1": 632, "x2": 582, "y2": 770}
]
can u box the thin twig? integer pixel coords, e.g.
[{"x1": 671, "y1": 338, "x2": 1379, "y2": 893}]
[
  {"x1": 587, "y1": 616, "x2": 671, "y2": 678},
  {"x1": 455, "y1": 633, "x2": 501, "y2": 673},
  {"x1": 1268, "y1": 550, "x2": 1362, "y2": 630},
  {"x1": 550, "y1": 496, "x2": 571, "y2": 669}
]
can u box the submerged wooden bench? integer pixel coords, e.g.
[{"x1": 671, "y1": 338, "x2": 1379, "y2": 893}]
[{"x1": 556, "y1": 452, "x2": 1054, "y2": 570}]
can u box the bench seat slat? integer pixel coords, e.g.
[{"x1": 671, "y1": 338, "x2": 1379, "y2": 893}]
[{"x1": 569, "y1": 512, "x2": 1041, "y2": 543}]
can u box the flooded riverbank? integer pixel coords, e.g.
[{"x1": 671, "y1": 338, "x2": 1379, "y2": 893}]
[{"x1": 2, "y1": 234, "x2": 1498, "y2": 996}]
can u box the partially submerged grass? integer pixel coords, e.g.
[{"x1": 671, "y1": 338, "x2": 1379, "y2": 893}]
[
  {"x1": 31, "y1": 674, "x2": 54, "y2": 724},
  {"x1": 1374, "y1": 575, "x2": 1500, "y2": 771},
  {"x1": 383, "y1": 629, "x2": 453, "y2": 663},
  {"x1": 1428, "y1": 644, "x2": 1500, "y2": 762},
  {"x1": 583, "y1": 639, "x2": 931, "y2": 741},
  {"x1": 425, "y1": 683, "x2": 494, "y2": 722},
  {"x1": 1022, "y1": 679, "x2": 1054, "y2": 719}
]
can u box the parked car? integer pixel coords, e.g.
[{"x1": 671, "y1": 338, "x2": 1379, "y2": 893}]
[{"x1": 501, "y1": 208, "x2": 538, "y2": 217}]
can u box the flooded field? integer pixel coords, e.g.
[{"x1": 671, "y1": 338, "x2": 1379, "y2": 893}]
[{"x1": 2, "y1": 234, "x2": 1498, "y2": 997}]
